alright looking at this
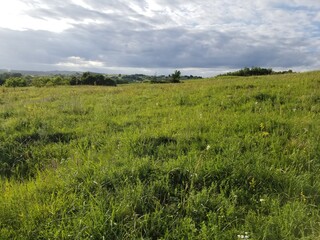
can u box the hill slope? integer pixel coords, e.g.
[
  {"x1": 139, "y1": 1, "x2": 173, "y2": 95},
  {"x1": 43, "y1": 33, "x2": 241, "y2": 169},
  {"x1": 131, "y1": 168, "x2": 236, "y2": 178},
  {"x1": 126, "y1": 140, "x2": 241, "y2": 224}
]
[{"x1": 1, "y1": 72, "x2": 320, "y2": 239}]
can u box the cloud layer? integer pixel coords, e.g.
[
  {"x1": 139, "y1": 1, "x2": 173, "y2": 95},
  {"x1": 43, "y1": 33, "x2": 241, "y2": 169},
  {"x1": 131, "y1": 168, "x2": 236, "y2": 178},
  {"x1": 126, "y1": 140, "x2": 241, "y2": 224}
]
[{"x1": 0, "y1": 0, "x2": 320, "y2": 76}]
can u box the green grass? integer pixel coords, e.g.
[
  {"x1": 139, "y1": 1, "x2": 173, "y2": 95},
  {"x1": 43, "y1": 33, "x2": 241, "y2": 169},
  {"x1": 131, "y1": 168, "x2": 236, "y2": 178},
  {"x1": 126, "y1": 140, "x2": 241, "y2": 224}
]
[{"x1": 1, "y1": 72, "x2": 320, "y2": 239}]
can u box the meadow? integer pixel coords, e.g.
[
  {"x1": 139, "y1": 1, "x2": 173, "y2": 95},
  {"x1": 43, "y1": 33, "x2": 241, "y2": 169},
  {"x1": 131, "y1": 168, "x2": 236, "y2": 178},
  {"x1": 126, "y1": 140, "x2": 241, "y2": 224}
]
[{"x1": 0, "y1": 72, "x2": 320, "y2": 239}]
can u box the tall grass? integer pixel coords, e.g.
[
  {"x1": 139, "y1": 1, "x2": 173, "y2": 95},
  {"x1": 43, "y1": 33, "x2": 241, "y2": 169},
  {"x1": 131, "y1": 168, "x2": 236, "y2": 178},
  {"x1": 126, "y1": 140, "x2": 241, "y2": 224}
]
[{"x1": 1, "y1": 72, "x2": 320, "y2": 239}]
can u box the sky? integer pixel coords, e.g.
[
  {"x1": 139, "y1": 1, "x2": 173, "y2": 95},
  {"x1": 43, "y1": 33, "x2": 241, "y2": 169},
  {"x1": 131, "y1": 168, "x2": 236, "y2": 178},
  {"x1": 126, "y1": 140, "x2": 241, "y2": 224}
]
[{"x1": 0, "y1": 0, "x2": 319, "y2": 77}]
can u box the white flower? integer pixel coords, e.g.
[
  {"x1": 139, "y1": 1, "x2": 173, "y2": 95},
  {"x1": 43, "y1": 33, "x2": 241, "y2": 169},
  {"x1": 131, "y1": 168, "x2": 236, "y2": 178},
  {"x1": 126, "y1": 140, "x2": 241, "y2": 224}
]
[
  {"x1": 237, "y1": 235, "x2": 249, "y2": 239},
  {"x1": 206, "y1": 145, "x2": 211, "y2": 151},
  {"x1": 237, "y1": 232, "x2": 250, "y2": 239}
]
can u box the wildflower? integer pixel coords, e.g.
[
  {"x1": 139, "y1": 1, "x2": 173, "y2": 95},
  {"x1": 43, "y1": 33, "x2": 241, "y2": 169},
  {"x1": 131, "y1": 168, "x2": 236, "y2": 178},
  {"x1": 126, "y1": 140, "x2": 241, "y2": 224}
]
[
  {"x1": 237, "y1": 233, "x2": 250, "y2": 239},
  {"x1": 206, "y1": 145, "x2": 211, "y2": 151},
  {"x1": 259, "y1": 198, "x2": 266, "y2": 202}
]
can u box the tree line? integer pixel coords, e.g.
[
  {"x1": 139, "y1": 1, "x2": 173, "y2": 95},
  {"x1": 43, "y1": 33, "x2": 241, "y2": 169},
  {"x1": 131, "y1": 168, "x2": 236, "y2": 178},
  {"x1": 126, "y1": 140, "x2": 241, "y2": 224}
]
[
  {"x1": 218, "y1": 67, "x2": 294, "y2": 77},
  {"x1": 0, "y1": 70, "x2": 202, "y2": 87},
  {"x1": 0, "y1": 72, "x2": 117, "y2": 88}
]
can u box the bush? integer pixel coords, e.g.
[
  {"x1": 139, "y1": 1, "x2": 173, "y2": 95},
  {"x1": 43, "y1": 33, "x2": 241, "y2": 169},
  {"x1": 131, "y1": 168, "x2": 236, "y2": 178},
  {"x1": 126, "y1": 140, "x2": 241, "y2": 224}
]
[
  {"x1": 31, "y1": 77, "x2": 48, "y2": 87},
  {"x1": 32, "y1": 76, "x2": 69, "y2": 87},
  {"x1": 4, "y1": 77, "x2": 27, "y2": 87},
  {"x1": 0, "y1": 72, "x2": 22, "y2": 85},
  {"x1": 47, "y1": 76, "x2": 69, "y2": 86}
]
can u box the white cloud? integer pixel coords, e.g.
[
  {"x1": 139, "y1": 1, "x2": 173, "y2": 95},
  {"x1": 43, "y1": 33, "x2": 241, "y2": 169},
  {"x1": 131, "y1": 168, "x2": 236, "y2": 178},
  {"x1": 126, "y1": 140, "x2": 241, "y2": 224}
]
[
  {"x1": 0, "y1": 0, "x2": 103, "y2": 32},
  {"x1": 0, "y1": 1, "x2": 71, "y2": 32},
  {"x1": 56, "y1": 56, "x2": 105, "y2": 69},
  {"x1": 71, "y1": 0, "x2": 94, "y2": 10}
]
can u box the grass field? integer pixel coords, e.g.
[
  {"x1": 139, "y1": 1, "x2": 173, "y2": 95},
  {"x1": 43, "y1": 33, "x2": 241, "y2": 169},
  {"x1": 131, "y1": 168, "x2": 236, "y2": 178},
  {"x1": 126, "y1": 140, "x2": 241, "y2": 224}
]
[{"x1": 1, "y1": 72, "x2": 320, "y2": 239}]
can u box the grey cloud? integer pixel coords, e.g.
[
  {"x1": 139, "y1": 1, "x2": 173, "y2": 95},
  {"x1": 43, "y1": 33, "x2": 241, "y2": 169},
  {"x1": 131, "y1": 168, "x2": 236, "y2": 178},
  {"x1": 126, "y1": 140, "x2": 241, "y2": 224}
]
[
  {"x1": 40, "y1": 25, "x2": 317, "y2": 67},
  {"x1": 1, "y1": 0, "x2": 320, "y2": 75}
]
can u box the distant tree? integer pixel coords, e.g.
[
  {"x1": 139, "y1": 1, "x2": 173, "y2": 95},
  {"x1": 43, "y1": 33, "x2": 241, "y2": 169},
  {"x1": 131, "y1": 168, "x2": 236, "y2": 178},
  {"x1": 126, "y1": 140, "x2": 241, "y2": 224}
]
[
  {"x1": 32, "y1": 77, "x2": 50, "y2": 87},
  {"x1": 0, "y1": 72, "x2": 22, "y2": 85},
  {"x1": 4, "y1": 77, "x2": 27, "y2": 87},
  {"x1": 47, "y1": 76, "x2": 69, "y2": 86},
  {"x1": 31, "y1": 76, "x2": 68, "y2": 87},
  {"x1": 69, "y1": 75, "x2": 80, "y2": 85},
  {"x1": 218, "y1": 67, "x2": 274, "y2": 77},
  {"x1": 81, "y1": 72, "x2": 94, "y2": 85},
  {"x1": 103, "y1": 78, "x2": 117, "y2": 86},
  {"x1": 92, "y1": 74, "x2": 105, "y2": 85},
  {"x1": 171, "y1": 70, "x2": 181, "y2": 83},
  {"x1": 80, "y1": 72, "x2": 116, "y2": 86}
]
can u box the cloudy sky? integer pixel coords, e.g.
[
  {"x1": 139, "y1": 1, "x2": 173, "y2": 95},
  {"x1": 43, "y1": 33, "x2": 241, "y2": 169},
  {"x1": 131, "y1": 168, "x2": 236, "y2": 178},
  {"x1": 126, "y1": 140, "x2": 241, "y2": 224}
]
[{"x1": 0, "y1": 0, "x2": 319, "y2": 76}]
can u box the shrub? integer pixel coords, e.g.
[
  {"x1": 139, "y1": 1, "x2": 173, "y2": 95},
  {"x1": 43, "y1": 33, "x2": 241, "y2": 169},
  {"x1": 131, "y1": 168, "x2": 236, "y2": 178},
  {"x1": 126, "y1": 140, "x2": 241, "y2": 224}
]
[
  {"x1": 4, "y1": 77, "x2": 27, "y2": 87},
  {"x1": 48, "y1": 76, "x2": 69, "y2": 86},
  {"x1": 0, "y1": 72, "x2": 22, "y2": 85},
  {"x1": 31, "y1": 76, "x2": 69, "y2": 87},
  {"x1": 31, "y1": 77, "x2": 50, "y2": 87}
]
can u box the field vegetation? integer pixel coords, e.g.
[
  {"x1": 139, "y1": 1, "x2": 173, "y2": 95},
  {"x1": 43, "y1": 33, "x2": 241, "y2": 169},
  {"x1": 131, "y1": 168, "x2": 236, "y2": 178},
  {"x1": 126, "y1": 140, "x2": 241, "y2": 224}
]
[{"x1": 0, "y1": 71, "x2": 320, "y2": 239}]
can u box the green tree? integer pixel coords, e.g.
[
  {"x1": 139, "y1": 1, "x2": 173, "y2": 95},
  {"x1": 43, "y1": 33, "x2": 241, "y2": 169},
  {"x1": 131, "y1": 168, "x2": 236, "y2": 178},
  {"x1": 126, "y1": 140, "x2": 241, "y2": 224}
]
[
  {"x1": 32, "y1": 77, "x2": 50, "y2": 87},
  {"x1": 80, "y1": 72, "x2": 116, "y2": 86},
  {"x1": 171, "y1": 70, "x2": 181, "y2": 83},
  {"x1": 4, "y1": 77, "x2": 27, "y2": 87},
  {"x1": 0, "y1": 72, "x2": 22, "y2": 85}
]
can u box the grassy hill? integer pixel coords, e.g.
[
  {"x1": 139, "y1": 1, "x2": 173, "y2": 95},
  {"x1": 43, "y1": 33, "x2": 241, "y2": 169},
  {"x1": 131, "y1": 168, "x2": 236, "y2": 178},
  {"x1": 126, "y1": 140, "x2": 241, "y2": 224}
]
[{"x1": 1, "y1": 72, "x2": 320, "y2": 239}]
